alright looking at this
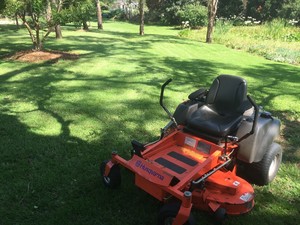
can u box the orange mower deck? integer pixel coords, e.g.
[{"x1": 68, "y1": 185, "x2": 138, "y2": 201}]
[{"x1": 105, "y1": 130, "x2": 254, "y2": 224}]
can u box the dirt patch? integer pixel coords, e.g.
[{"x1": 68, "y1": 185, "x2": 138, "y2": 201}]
[{"x1": 5, "y1": 50, "x2": 79, "y2": 63}]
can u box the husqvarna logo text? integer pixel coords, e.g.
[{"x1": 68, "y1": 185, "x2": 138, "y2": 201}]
[{"x1": 135, "y1": 160, "x2": 164, "y2": 180}]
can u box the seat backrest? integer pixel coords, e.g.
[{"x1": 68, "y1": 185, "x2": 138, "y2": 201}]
[{"x1": 206, "y1": 75, "x2": 247, "y2": 115}]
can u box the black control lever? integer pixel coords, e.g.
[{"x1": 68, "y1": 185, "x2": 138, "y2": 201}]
[{"x1": 160, "y1": 79, "x2": 178, "y2": 126}]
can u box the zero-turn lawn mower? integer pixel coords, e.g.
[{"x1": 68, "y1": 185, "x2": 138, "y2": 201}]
[{"x1": 100, "y1": 75, "x2": 282, "y2": 225}]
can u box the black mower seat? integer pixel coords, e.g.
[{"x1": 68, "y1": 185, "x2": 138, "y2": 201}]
[{"x1": 186, "y1": 75, "x2": 247, "y2": 138}]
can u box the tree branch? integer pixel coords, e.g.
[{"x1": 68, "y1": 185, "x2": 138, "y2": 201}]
[
  {"x1": 58, "y1": 0, "x2": 63, "y2": 12},
  {"x1": 22, "y1": 19, "x2": 36, "y2": 44},
  {"x1": 42, "y1": 28, "x2": 53, "y2": 43}
]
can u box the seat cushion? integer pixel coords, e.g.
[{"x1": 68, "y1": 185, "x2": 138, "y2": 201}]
[
  {"x1": 187, "y1": 105, "x2": 243, "y2": 137},
  {"x1": 206, "y1": 75, "x2": 247, "y2": 115}
]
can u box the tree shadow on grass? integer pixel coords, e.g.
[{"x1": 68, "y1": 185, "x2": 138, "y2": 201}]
[
  {"x1": 0, "y1": 24, "x2": 19, "y2": 32},
  {"x1": 0, "y1": 25, "x2": 35, "y2": 56},
  {"x1": 0, "y1": 39, "x2": 32, "y2": 58},
  {"x1": 0, "y1": 56, "x2": 179, "y2": 225},
  {"x1": 0, "y1": 52, "x2": 229, "y2": 225},
  {"x1": 0, "y1": 109, "x2": 161, "y2": 225},
  {"x1": 0, "y1": 111, "x2": 96, "y2": 224},
  {"x1": 274, "y1": 110, "x2": 300, "y2": 163},
  {"x1": 1, "y1": 24, "x2": 299, "y2": 225}
]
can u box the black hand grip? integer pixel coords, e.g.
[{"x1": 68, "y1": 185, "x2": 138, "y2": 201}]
[
  {"x1": 163, "y1": 78, "x2": 173, "y2": 86},
  {"x1": 160, "y1": 79, "x2": 172, "y2": 107},
  {"x1": 247, "y1": 95, "x2": 259, "y2": 135},
  {"x1": 238, "y1": 95, "x2": 259, "y2": 143},
  {"x1": 159, "y1": 78, "x2": 176, "y2": 125}
]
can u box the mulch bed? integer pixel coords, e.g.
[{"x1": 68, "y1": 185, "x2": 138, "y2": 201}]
[{"x1": 3, "y1": 50, "x2": 79, "y2": 63}]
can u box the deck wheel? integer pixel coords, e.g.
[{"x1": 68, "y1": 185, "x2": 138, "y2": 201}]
[
  {"x1": 214, "y1": 207, "x2": 226, "y2": 224},
  {"x1": 100, "y1": 160, "x2": 121, "y2": 188},
  {"x1": 158, "y1": 203, "x2": 196, "y2": 225}
]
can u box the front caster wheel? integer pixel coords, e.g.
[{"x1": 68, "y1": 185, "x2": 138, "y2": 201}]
[
  {"x1": 158, "y1": 203, "x2": 196, "y2": 225},
  {"x1": 100, "y1": 160, "x2": 121, "y2": 188},
  {"x1": 214, "y1": 207, "x2": 226, "y2": 224}
]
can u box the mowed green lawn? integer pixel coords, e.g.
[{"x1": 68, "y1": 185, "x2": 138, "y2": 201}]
[{"x1": 0, "y1": 21, "x2": 299, "y2": 225}]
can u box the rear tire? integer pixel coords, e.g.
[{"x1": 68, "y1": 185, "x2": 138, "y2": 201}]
[
  {"x1": 238, "y1": 143, "x2": 282, "y2": 186},
  {"x1": 100, "y1": 160, "x2": 121, "y2": 188},
  {"x1": 158, "y1": 203, "x2": 196, "y2": 225}
]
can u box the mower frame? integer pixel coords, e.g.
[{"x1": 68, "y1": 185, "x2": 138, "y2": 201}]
[{"x1": 100, "y1": 77, "x2": 281, "y2": 225}]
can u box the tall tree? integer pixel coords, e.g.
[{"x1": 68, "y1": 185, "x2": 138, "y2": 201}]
[
  {"x1": 51, "y1": 0, "x2": 63, "y2": 38},
  {"x1": 96, "y1": 0, "x2": 103, "y2": 29},
  {"x1": 242, "y1": 0, "x2": 248, "y2": 14},
  {"x1": 46, "y1": 0, "x2": 63, "y2": 39},
  {"x1": 139, "y1": 0, "x2": 145, "y2": 35},
  {"x1": 206, "y1": 0, "x2": 219, "y2": 43},
  {"x1": 67, "y1": 0, "x2": 94, "y2": 30}
]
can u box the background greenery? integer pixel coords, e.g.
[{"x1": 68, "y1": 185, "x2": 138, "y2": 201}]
[
  {"x1": 0, "y1": 21, "x2": 299, "y2": 225},
  {"x1": 179, "y1": 19, "x2": 300, "y2": 64},
  {"x1": 144, "y1": 0, "x2": 300, "y2": 26}
]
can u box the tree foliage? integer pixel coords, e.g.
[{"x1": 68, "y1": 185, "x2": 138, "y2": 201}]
[
  {"x1": 217, "y1": 0, "x2": 244, "y2": 18},
  {"x1": 58, "y1": 0, "x2": 94, "y2": 30},
  {"x1": 280, "y1": 0, "x2": 300, "y2": 22},
  {"x1": 146, "y1": 0, "x2": 203, "y2": 25},
  {"x1": 0, "y1": 1, "x2": 6, "y2": 14},
  {"x1": 241, "y1": 0, "x2": 299, "y2": 22},
  {"x1": 177, "y1": 3, "x2": 207, "y2": 28}
]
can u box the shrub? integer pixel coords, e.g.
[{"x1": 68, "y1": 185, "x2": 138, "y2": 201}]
[
  {"x1": 178, "y1": 28, "x2": 192, "y2": 38},
  {"x1": 265, "y1": 47, "x2": 300, "y2": 64},
  {"x1": 217, "y1": 0, "x2": 244, "y2": 18},
  {"x1": 280, "y1": 0, "x2": 300, "y2": 23},
  {"x1": 264, "y1": 19, "x2": 286, "y2": 40},
  {"x1": 177, "y1": 4, "x2": 207, "y2": 28},
  {"x1": 107, "y1": 7, "x2": 141, "y2": 22},
  {"x1": 107, "y1": 9, "x2": 127, "y2": 20},
  {"x1": 176, "y1": 21, "x2": 300, "y2": 64},
  {"x1": 160, "y1": 4, "x2": 182, "y2": 25},
  {"x1": 215, "y1": 18, "x2": 233, "y2": 35}
]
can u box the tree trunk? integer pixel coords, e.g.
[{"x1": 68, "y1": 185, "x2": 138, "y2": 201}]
[
  {"x1": 17, "y1": 5, "x2": 53, "y2": 51},
  {"x1": 46, "y1": 0, "x2": 52, "y2": 22},
  {"x1": 35, "y1": 25, "x2": 42, "y2": 51},
  {"x1": 21, "y1": 18, "x2": 37, "y2": 49},
  {"x1": 51, "y1": 0, "x2": 64, "y2": 39},
  {"x1": 206, "y1": 0, "x2": 219, "y2": 43},
  {"x1": 96, "y1": 0, "x2": 103, "y2": 29},
  {"x1": 55, "y1": 24, "x2": 63, "y2": 38},
  {"x1": 15, "y1": 13, "x2": 19, "y2": 29},
  {"x1": 242, "y1": 0, "x2": 248, "y2": 12},
  {"x1": 83, "y1": 21, "x2": 89, "y2": 30},
  {"x1": 206, "y1": 15, "x2": 214, "y2": 43},
  {"x1": 139, "y1": 0, "x2": 145, "y2": 35},
  {"x1": 242, "y1": 0, "x2": 248, "y2": 16}
]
